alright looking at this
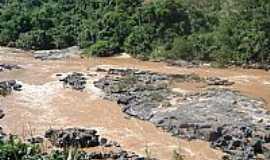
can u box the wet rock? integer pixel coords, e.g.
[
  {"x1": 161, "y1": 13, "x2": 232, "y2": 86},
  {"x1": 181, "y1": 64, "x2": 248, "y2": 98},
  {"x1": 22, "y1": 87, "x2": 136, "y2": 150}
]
[
  {"x1": 242, "y1": 63, "x2": 270, "y2": 71},
  {"x1": 80, "y1": 150, "x2": 149, "y2": 160},
  {"x1": 0, "y1": 64, "x2": 21, "y2": 72},
  {"x1": 33, "y1": 46, "x2": 82, "y2": 60},
  {"x1": 60, "y1": 72, "x2": 87, "y2": 90},
  {"x1": 206, "y1": 77, "x2": 235, "y2": 86},
  {"x1": 27, "y1": 136, "x2": 44, "y2": 144},
  {"x1": 0, "y1": 80, "x2": 22, "y2": 96},
  {"x1": 44, "y1": 128, "x2": 150, "y2": 159},
  {"x1": 166, "y1": 59, "x2": 200, "y2": 68},
  {"x1": 45, "y1": 128, "x2": 99, "y2": 148},
  {"x1": 94, "y1": 68, "x2": 270, "y2": 160},
  {"x1": 0, "y1": 109, "x2": 4, "y2": 119},
  {"x1": 0, "y1": 127, "x2": 6, "y2": 139}
]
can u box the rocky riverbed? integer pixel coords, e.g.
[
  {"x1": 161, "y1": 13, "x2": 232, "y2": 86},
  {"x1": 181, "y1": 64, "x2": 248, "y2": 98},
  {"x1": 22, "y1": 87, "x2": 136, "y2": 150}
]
[
  {"x1": 93, "y1": 67, "x2": 270, "y2": 160},
  {"x1": 44, "y1": 128, "x2": 151, "y2": 160}
]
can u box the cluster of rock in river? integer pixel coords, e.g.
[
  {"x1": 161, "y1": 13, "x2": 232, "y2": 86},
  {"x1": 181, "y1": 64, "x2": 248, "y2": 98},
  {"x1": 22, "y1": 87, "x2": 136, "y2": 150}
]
[
  {"x1": 43, "y1": 128, "x2": 151, "y2": 160},
  {"x1": 93, "y1": 68, "x2": 270, "y2": 160},
  {"x1": 0, "y1": 64, "x2": 21, "y2": 72},
  {"x1": 0, "y1": 80, "x2": 22, "y2": 96}
]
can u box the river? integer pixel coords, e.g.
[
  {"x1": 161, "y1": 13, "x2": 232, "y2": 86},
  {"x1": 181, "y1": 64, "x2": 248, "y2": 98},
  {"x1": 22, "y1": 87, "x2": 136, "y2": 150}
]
[{"x1": 0, "y1": 47, "x2": 270, "y2": 160}]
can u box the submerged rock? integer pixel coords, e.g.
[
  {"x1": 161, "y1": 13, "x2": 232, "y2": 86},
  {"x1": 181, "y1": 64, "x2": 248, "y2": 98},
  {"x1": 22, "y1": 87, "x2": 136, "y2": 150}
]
[
  {"x1": 94, "y1": 68, "x2": 270, "y2": 160},
  {"x1": 33, "y1": 46, "x2": 82, "y2": 60}
]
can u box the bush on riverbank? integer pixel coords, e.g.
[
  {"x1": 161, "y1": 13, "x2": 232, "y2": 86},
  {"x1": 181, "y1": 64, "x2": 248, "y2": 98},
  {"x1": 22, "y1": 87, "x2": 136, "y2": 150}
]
[{"x1": 0, "y1": 0, "x2": 269, "y2": 65}]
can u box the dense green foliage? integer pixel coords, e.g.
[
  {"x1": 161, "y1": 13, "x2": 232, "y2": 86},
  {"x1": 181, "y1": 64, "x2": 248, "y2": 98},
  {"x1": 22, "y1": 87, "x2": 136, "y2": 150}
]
[
  {"x1": 0, "y1": 136, "x2": 87, "y2": 160},
  {"x1": 0, "y1": 0, "x2": 269, "y2": 64}
]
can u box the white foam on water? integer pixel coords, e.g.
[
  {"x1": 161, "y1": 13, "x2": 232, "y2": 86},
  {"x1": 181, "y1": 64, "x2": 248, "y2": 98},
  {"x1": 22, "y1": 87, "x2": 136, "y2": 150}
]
[{"x1": 16, "y1": 81, "x2": 62, "y2": 109}]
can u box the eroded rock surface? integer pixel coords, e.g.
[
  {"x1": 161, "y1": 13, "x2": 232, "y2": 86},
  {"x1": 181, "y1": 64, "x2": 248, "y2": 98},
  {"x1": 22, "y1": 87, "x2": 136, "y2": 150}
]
[{"x1": 94, "y1": 68, "x2": 270, "y2": 160}]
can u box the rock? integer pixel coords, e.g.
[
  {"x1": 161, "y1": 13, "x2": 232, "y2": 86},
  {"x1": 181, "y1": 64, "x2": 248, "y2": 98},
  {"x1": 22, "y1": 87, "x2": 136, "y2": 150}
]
[
  {"x1": 166, "y1": 59, "x2": 200, "y2": 68},
  {"x1": 44, "y1": 128, "x2": 149, "y2": 159},
  {"x1": 0, "y1": 64, "x2": 21, "y2": 72},
  {"x1": 0, "y1": 109, "x2": 4, "y2": 119},
  {"x1": 45, "y1": 128, "x2": 99, "y2": 148},
  {"x1": 94, "y1": 68, "x2": 270, "y2": 160},
  {"x1": 27, "y1": 136, "x2": 44, "y2": 144},
  {"x1": 262, "y1": 143, "x2": 270, "y2": 159},
  {"x1": 60, "y1": 72, "x2": 87, "y2": 90},
  {"x1": 0, "y1": 80, "x2": 22, "y2": 96},
  {"x1": 0, "y1": 127, "x2": 6, "y2": 139},
  {"x1": 242, "y1": 63, "x2": 270, "y2": 71},
  {"x1": 99, "y1": 138, "x2": 108, "y2": 146},
  {"x1": 33, "y1": 46, "x2": 82, "y2": 60},
  {"x1": 206, "y1": 77, "x2": 235, "y2": 86}
]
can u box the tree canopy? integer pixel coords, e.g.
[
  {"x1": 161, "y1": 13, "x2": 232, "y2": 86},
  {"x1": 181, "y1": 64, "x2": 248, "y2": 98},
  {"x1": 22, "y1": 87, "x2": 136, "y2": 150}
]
[{"x1": 0, "y1": 0, "x2": 269, "y2": 65}]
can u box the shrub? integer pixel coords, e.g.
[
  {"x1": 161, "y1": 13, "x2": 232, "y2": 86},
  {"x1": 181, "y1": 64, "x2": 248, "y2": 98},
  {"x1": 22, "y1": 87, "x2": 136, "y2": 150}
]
[
  {"x1": 15, "y1": 30, "x2": 53, "y2": 50},
  {"x1": 83, "y1": 40, "x2": 120, "y2": 57}
]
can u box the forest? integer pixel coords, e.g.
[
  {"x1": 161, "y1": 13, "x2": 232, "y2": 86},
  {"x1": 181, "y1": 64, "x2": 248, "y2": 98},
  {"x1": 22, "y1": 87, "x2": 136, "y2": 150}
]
[{"x1": 0, "y1": 0, "x2": 270, "y2": 65}]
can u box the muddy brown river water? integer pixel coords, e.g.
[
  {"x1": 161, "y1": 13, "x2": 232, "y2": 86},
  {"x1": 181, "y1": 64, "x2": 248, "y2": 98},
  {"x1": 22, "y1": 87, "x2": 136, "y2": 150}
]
[{"x1": 0, "y1": 47, "x2": 270, "y2": 160}]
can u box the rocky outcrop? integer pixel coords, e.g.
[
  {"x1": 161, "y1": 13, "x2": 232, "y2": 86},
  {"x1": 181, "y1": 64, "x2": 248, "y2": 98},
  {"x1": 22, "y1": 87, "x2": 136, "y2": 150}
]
[
  {"x1": 94, "y1": 68, "x2": 270, "y2": 160},
  {"x1": 0, "y1": 64, "x2": 21, "y2": 72},
  {"x1": 59, "y1": 72, "x2": 87, "y2": 90},
  {"x1": 44, "y1": 128, "x2": 151, "y2": 160},
  {"x1": 33, "y1": 46, "x2": 82, "y2": 60},
  {"x1": 0, "y1": 80, "x2": 22, "y2": 96},
  {"x1": 45, "y1": 128, "x2": 100, "y2": 148}
]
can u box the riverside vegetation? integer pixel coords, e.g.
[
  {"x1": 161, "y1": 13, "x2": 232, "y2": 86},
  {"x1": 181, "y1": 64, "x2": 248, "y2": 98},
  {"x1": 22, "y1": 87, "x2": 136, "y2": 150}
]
[{"x1": 0, "y1": 0, "x2": 270, "y2": 66}]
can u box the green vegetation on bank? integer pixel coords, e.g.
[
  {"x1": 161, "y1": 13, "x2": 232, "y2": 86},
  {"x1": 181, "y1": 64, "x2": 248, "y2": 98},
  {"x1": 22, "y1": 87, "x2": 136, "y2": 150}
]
[{"x1": 0, "y1": 0, "x2": 270, "y2": 64}]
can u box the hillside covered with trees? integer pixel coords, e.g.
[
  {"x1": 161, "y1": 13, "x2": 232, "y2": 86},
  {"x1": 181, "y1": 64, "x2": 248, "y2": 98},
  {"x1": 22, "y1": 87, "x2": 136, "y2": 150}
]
[{"x1": 0, "y1": 0, "x2": 270, "y2": 65}]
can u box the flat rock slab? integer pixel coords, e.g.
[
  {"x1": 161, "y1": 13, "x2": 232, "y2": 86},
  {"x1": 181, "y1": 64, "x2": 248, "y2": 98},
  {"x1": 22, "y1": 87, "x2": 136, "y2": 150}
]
[
  {"x1": 94, "y1": 68, "x2": 270, "y2": 160},
  {"x1": 0, "y1": 64, "x2": 21, "y2": 72},
  {"x1": 33, "y1": 46, "x2": 82, "y2": 60}
]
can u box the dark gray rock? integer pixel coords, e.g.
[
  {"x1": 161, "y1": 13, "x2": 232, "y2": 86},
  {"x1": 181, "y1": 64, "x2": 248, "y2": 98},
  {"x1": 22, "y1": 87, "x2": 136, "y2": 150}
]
[
  {"x1": 27, "y1": 136, "x2": 44, "y2": 144},
  {"x1": 0, "y1": 80, "x2": 22, "y2": 96},
  {"x1": 0, "y1": 64, "x2": 21, "y2": 72},
  {"x1": 60, "y1": 72, "x2": 87, "y2": 91},
  {"x1": 94, "y1": 68, "x2": 270, "y2": 160},
  {"x1": 206, "y1": 77, "x2": 235, "y2": 86},
  {"x1": 45, "y1": 128, "x2": 99, "y2": 148}
]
